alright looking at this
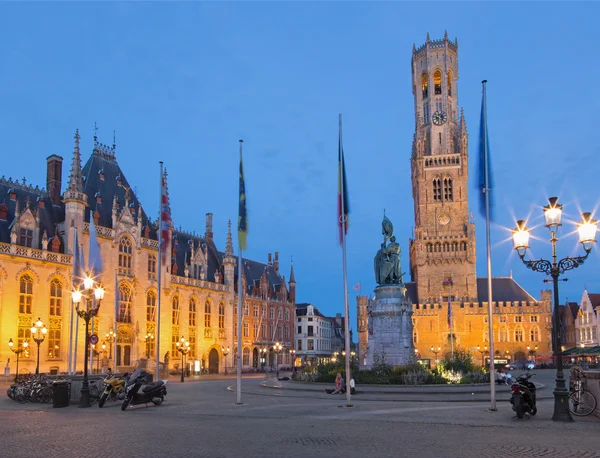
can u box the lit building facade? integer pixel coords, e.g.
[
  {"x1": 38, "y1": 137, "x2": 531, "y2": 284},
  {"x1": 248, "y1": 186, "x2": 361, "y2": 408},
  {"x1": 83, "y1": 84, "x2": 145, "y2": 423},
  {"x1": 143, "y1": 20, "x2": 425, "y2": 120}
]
[{"x1": 0, "y1": 132, "x2": 296, "y2": 376}]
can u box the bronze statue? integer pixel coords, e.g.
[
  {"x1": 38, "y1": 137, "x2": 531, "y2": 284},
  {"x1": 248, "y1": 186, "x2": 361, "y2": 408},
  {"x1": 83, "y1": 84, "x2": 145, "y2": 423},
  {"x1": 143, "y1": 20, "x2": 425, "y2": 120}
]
[{"x1": 374, "y1": 214, "x2": 404, "y2": 285}]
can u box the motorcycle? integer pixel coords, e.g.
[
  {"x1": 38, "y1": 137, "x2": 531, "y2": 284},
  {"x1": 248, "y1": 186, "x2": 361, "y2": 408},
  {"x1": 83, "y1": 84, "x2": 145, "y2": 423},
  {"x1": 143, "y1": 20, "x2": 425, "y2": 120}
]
[
  {"x1": 98, "y1": 373, "x2": 128, "y2": 408},
  {"x1": 510, "y1": 371, "x2": 537, "y2": 419},
  {"x1": 121, "y1": 369, "x2": 167, "y2": 411}
]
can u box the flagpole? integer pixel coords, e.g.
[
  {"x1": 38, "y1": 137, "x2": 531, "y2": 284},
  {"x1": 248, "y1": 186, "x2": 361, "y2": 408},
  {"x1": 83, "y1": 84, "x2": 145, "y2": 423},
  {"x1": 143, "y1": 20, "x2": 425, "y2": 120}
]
[
  {"x1": 449, "y1": 291, "x2": 454, "y2": 361},
  {"x1": 339, "y1": 114, "x2": 352, "y2": 407},
  {"x1": 113, "y1": 270, "x2": 118, "y2": 374},
  {"x1": 156, "y1": 161, "x2": 163, "y2": 382},
  {"x1": 236, "y1": 139, "x2": 244, "y2": 405},
  {"x1": 68, "y1": 226, "x2": 77, "y2": 375},
  {"x1": 482, "y1": 79, "x2": 497, "y2": 411}
]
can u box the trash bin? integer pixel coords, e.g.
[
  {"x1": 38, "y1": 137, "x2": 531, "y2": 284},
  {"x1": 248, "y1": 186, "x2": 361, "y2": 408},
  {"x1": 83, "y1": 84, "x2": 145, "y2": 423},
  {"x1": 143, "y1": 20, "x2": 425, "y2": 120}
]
[{"x1": 52, "y1": 380, "x2": 70, "y2": 408}]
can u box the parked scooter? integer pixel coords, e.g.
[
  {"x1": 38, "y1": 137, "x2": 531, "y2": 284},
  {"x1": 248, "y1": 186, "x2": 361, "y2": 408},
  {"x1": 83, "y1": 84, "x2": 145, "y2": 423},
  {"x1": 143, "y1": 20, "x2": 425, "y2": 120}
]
[
  {"x1": 121, "y1": 369, "x2": 167, "y2": 411},
  {"x1": 510, "y1": 366, "x2": 537, "y2": 419},
  {"x1": 98, "y1": 373, "x2": 128, "y2": 408}
]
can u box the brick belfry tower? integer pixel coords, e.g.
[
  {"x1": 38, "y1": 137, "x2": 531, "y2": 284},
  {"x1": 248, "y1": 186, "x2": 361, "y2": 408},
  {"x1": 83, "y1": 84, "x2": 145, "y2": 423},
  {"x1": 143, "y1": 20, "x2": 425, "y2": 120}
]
[{"x1": 408, "y1": 32, "x2": 477, "y2": 303}]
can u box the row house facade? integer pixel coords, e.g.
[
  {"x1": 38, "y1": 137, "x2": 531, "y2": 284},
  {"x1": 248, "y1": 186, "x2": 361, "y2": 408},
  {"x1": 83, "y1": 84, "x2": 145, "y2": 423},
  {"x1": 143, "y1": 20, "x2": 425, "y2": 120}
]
[{"x1": 0, "y1": 131, "x2": 296, "y2": 377}]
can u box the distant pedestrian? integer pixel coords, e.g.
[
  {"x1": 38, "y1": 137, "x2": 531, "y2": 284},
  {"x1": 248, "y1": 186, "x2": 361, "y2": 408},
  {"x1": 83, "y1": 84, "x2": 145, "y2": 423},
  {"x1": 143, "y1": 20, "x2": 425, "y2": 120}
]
[{"x1": 331, "y1": 373, "x2": 343, "y2": 395}]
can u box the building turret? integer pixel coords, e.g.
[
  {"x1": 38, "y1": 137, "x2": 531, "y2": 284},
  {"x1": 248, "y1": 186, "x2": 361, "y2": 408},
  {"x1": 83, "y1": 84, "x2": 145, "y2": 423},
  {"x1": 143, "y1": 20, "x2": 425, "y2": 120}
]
[
  {"x1": 63, "y1": 129, "x2": 88, "y2": 255},
  {"x1": 289, "y1": 263, "x2": 296, "y2": 303},
  {"x1": 223, "y1": 219, "x2": 236, "y2": 287}
]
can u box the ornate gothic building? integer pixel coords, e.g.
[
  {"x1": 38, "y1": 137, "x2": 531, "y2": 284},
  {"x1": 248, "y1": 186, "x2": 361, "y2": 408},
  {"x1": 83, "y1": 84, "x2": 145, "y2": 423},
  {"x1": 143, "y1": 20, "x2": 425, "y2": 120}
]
[
  {"x1": 0, "y1": 131, "x2": 296, "y2": 376},
  {"x1": 358, "y1": 33, "x2": 552, "y2": 366}
]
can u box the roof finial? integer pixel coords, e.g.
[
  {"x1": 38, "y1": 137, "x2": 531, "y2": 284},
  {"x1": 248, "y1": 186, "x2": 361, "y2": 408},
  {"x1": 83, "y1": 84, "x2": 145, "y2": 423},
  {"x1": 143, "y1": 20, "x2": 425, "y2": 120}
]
[
  {"x1": 444, "y1": 30, "x2": 448, "y2": 41},
  {"x1": 113, "y1": 130, "x2": 116, "y2": 151},
  {"x1": 426, "y1": 32, "x2": 430, "y2": 43},
  {"x1": 225, "y1": 219, "x2": 234, "y2": 256},
  {"x1": 94, "y1": 122, "x2": 98, "y2": 146},
  {"x1": 67, "y1": 128, "x2": 84, "y2": 192}
]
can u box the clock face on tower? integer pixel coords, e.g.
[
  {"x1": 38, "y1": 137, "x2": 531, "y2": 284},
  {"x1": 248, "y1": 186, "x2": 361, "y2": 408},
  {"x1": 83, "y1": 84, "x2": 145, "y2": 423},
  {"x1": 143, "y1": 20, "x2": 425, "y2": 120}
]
[{"x1": 432, "y1": 111, "x2": 448, "y2": 126}]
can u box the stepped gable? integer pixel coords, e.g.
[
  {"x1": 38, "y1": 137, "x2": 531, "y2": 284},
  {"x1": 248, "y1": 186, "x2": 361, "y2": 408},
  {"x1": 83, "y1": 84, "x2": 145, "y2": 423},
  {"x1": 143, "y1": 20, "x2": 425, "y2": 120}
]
[
  {"x1": 232, "y1": 256, "x2": 284, "y2": 296},
  {"x1": 172, "y1": 231, "x2": 220, "y2": 283},
  {"x1": 81, "y1": 147, "x2": 156, "y2": 239},
  {"x1": 0, "y1": 178, "x2": 65, "y2": 249}
]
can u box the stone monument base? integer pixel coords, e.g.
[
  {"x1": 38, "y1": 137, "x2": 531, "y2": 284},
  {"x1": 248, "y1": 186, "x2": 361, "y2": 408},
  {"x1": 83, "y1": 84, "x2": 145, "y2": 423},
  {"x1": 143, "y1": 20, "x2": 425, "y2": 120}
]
[{"x1": 364, "y1": 284, "x2": 415, "y2": 369}]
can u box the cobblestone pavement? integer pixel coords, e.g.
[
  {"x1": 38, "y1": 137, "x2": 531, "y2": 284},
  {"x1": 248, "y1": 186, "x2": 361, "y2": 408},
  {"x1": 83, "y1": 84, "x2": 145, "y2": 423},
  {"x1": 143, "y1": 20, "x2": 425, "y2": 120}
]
[{"x1": 1, "y1": 377, "x2": 598, "y2": 458}]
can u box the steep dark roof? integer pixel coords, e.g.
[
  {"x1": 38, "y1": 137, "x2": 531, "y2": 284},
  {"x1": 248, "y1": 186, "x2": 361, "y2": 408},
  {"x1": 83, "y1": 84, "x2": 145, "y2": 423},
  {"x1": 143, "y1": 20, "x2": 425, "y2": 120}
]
[
  {"x1": 81, "y1": 148, "x2": 156, "y2": 239},
  {"x1": 404, "y1": 278, "x2": 536, "y2": 304},
  {"x1": 0, "y1": 179, "x2": 65, "y2": 249},
  {"x1": 476, "y1": 277, "x2": 535, "y2": 303},
  {"x1": 235, "y1": 257, "x2": 285, "y2": 296},
  {"x1": 588, "y1": 294, "x2": 600, "y2": 308},
  {"x1": 172, "y1": 232, "x2": 221, "y2": 283},
  {"x1": 295, "y1": 303, "x2": 327, "y2": 318},
  {"x1": 567, "y1": 302, "x2": 580, "y2": 320}
]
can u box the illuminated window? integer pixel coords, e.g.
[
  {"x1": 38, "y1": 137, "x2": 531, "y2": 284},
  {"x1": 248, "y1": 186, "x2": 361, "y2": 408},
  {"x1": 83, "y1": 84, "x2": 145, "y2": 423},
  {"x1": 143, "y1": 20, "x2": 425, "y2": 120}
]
[
  {"x1": 48, "y1": 329, "x2": 60, "y2": 359},
  {"x1": 515, "y1": 327, "x2": 524, "y2": 342},
  {"x1": 189, "y1": 298, "x2": 196, "y2": 326},
  {"x1": 172, "y1": 295, "x2": 180, "y2": 325},
  {"x1": 19, "y1": 274, "x2": 33, "y2": 314},
  {"x1": 148, "y1": 254, "x2": 156, "y2": 276},
  {"x1": 422, "y1": 73, "x2": 428, "y2": 98},
  {"x1": 447, "y1": 71, "x2": 452, "y2": 96},
  {"x1": 434, "y1": 70, "x2": 442, "y2": 95},
  {"x1": 530, "y1": 326, "x2": 540, "y2": 342},
  {"x1": 171, "y1": 330, "x2": 179, "y2": 355},
  {"x1": 253, "y1": 305, "x2": 259, "y2": 317},
  {"x1": 118, "y1": 283, "x2": 132, "y2": 323},
  {"x1": 49, "y1": 279, "x2": 62, "y2": 316},
  {"x1": 499, "y1": 326, "x2": 508, "y2": 342},
  {"x1": 204, "y1": 300, "x2": 212, "y2": 328},
  {"x1": 219, "y1": 301, "x2": 225, "y2": 329},
  {"x1": 243, "y1": 347, "x2": 250, "y2": 366},
  {"x1": 188, "y1": 334, "x2": 196, "y2": 359},
  {"x1": 118, "y1": 237, "x2": 133, "y2": 275},
  {"x1": 243, "y1": 322, "x2": 249, "y2": 337},
  {"x1": 146, "y1": 291, "x2": 156, "y2": 321},
  {"x1": 18, "y1": 327, "x2": 31, "y2": 356}
]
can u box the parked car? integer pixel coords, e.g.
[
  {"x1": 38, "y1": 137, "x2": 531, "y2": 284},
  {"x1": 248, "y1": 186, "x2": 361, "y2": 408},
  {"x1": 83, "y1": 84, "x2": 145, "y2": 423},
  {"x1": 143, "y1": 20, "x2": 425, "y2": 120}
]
[{"x1": 506, "y1": 360, "x2": 535, "y2": 371}]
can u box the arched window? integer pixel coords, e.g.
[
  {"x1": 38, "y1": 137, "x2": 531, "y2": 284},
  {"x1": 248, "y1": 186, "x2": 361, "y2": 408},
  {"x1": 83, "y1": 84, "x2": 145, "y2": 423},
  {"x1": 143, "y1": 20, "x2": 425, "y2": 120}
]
[
  {"x1": 219, "y1": 301, "x2": 225, "y2": 329},
  {"x1": 434, "y1": 70, "x2": 442, "y2": 95},
  {"x1": 204, "y1": 300, "x2": 212, "y2": 328},
  {"x1": 49, "y1": 279, "x2": 62, "y2": 316},
  {"x1": 146, "y1": 291, "x2": 156, "y2": 321},
  {"x1": 530, "y1": 326, "x2": 540, "y2": 342},
  {"x1": 189, "y1": 297, "x2": 196, "y2": 326},
  {"x1": 444, "y1": 177, "x2": 453, "y2": 201},
  {"x1": 284, "y1": 309, "x2": 290, "y2": 321},
  {"x1": 118, "y1": 237, "x2": 133, "y2": 275},
  {"x1": 172, "y1": 295, "x2": 180, "y2": 325},
  {"x1": 147, "y1": 254, "x2": 156, "y2": 277},
  {"x1": 452, "y1": 242, "x2": 458, "y2": 252},
  {"x1": 515, "y1": 327, "x2": 524, "y2": 342},
  {"x1": 19, "y1": 274, "x2": 33, "y2": 314},
  {"x1": 447, "y1": 71, "x2": 452, "y2": 97},
  {"x1": 421, "y1": 73, "x2": 428, "y2": 98},
  {"x1": 243, "y1": 347, "x2": 250, "y2": 366},
  {"x1": 118, "y1": 283, "x2": 132, "y2": 323},
  {"x1": 443, "y1": 242, "x2": 449, "y2": 252},
  {"x1": 48, "y1": 329, "x2": 61, "y2": 359},
  {"x1": 243, "y1": 322, "x2": 249, "y2": 337},
  {"x1": 433, "y1": 178, "x2": 442, "y2": 202},
  {"x1": 498, "y1": 326, "x2": 508, "y2": 342}
]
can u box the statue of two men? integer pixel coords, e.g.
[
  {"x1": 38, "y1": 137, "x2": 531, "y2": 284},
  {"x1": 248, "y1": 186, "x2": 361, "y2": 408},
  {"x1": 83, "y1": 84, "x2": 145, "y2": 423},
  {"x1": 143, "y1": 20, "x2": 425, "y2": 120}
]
[{"x1": 374, "y1": 214, "x2": 404, "y2": 285}]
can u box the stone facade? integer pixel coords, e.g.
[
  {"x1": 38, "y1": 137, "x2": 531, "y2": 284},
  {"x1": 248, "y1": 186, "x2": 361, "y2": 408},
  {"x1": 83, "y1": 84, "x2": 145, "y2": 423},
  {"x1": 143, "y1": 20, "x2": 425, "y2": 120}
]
[
  {"x1": 0, "y1": 132, "x2": 296, "y2": 376},
  {"x1": 357, "y1": 33, "x2": 553, "y2": 367}
]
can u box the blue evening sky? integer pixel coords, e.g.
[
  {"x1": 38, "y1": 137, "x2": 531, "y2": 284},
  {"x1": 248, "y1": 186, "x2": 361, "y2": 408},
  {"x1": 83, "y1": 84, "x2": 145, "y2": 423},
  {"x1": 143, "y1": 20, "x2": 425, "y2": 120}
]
[{"x1": 1, "y1": 2, "x2": 599, "y2": 319}]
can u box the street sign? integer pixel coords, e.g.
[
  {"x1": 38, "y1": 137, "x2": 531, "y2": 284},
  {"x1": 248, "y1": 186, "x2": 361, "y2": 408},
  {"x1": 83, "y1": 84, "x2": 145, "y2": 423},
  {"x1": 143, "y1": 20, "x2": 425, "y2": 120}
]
[{"x1": 89, "y1": 334, "x2": 99, "y2": 345}]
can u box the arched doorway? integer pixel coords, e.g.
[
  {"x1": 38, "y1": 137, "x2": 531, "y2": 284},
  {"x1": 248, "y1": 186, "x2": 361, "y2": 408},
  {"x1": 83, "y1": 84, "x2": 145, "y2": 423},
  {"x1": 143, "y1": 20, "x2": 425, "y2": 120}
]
[
  {"x1": 117, "y1": 327, "x2": 134, "y2": 368},
  {"x1": 208, "y1": 348, "x2": 219, "y2": 374},
  {"x1": 252, "y1": 348, "x2": 258, "y2": 368},
  {"x1": 514, "y1": 351, "x2": 526, "y2": 361}
]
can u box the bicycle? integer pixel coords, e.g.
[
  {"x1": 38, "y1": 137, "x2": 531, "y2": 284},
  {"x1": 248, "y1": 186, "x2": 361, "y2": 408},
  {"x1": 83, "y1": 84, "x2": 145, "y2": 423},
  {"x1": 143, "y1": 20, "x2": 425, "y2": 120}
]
[{"x1": 569, "y1": 367, "x2": 597, "y2": 416}]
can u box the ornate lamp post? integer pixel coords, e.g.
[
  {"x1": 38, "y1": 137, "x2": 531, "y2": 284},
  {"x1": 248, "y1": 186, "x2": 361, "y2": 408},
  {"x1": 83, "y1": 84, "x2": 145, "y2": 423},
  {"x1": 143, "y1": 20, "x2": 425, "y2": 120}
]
[
  {"x1": 105, "y1": 329, "x2": 115, "y2": 359},
  {"x1": 273, "y1": 342, "x2": 283, "y2": 379},
  {"x1": 477, "y1": 345, "x2": 488, "y2": 367},
  {"x1": 512, "y1": 197, "x2": 597, "y2": 422},
  {"x1": 176, "y1": 337, "x2": 190, "y2": 383},
  {"x1": 260, "y1": 347, "x2": 268, "y2": 369},
  {"x1": 581, "y1": 342, "x2": 586, "y2": 367},
  {"x1": 221, "y1": 346, "x2": 230, "y2": 374},
  {"x1": 145, "y1": 333, "x2": 155, "y2": 359},
  {"x1": 30, "y1": 318, "x2": 47, "y2": 376},
  {"x1": 72, "y1": 275, "x2": 105, "y2": 408},
  {"x1": 8, "y1": 338, "x2": 29, "y2": 382},
  {"x1": 430, "y1": 346, "x2": 441, "y2": 366}
]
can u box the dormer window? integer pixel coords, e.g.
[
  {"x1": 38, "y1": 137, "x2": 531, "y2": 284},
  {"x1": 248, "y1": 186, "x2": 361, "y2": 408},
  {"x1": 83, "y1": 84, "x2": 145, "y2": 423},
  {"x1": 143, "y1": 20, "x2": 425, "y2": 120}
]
[
  {"x1": 19, "y1": 228, "x2": 33, "y2": 247},
  {"x1": 98, "y1": 170, "x2": 105, "y2": 181}
]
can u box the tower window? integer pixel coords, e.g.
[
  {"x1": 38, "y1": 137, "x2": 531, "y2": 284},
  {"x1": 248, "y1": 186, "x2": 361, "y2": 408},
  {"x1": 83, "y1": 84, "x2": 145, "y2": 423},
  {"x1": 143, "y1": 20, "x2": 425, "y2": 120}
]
[
  {"x1": 423, "y1": 103, "x2": 430, "y2": 124},
  {"x1": 434, "y1": 70, "x2": 442, "y2": 95},
  {"x1": 444, "y1": 177, "x2": 453, "y2": 201},
  {"x1": 421, "y1": 74, "x2": 428, "y2": 98},
  {"x1": 433, "y1": 178, "x2": 441, "y2": 202},
  {"x1": 447, "y1": 71, "x2": 452, "y2": 97}
]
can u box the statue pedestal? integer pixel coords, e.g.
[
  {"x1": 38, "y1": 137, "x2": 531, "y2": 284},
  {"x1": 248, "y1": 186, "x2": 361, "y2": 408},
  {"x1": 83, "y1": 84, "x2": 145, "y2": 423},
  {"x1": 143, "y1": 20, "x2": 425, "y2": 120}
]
[{"x1": 364, "y1": 284, "x2": 415, "y2": 369}]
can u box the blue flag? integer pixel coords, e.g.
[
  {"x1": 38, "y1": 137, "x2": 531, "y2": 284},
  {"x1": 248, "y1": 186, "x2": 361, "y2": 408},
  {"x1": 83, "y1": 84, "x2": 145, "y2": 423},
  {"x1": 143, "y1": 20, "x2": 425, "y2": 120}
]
[
  {"x1": 88, "y1": 211, "x2": 103, "y2": 276},
  {"x1": 238, "y1": 141, "x2": 248, "y2": 251},
  {"x1": 478, "y1": 80, "x2": 494, "y2": 222}
]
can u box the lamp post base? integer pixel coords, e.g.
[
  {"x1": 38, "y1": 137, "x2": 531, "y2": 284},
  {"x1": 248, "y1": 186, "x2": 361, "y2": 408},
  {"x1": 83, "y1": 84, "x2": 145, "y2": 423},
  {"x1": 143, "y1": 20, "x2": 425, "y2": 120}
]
[
  {"x1": 551, "y1": 389, "x2": 573, "y2": 422},
  {"x1": 79, "y1": 380, "x2": 91, "y2": 408}
]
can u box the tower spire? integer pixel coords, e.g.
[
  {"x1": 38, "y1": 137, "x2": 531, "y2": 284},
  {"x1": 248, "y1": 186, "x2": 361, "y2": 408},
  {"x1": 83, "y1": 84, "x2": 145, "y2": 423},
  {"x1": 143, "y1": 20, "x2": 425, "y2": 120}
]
[
  {"x1": 68, "y1": 129, "x2": 84, "y2": 192},
  {"x1": 225, "y1": 219, "x2": 234, "y2": 256}
]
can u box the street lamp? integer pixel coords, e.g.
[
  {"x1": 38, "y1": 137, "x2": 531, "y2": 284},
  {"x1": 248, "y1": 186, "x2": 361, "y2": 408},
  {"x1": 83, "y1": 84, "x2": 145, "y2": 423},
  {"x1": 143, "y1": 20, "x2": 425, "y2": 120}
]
[
  {"x1": 512, "y1": 197, "x2": 597, "y2": 422},
  {"x1": 581, "y1": 342, "x2": 585, "y2": 367},
  {"x1": 105, "y1": 329, "x2": 115, "y2": 359},
  {"x1": 477, "y1": 345, "x2": 488, "y2": 367},
  {"x1": 527, "y1": 345, "x2": 538, "y2": 365},
  {"x1": 8, "y1": 338, "x2": 29, "y2": 382},
  {"x1": 259, "y1": 347, "x2": 268, "y2": 370},
  {"x1": 273, "y1": 342, "x2": 283, "y2": 379},
  {"x1": 289, "y1": 349, "x2": 296, "y2": 368},
  {"x1": 221, "y1": 346, "x2": 230, "y2": 374},
  {"x1": 430, "y1": 346, "x2": 441, "y2": 366},
  {"x1": 145, "y1": 333, "x2": 155, "y2": 358},
  {"x1": 176, "y1": 337, "x2": 190, "y2": 383},
  {"x1": 72, "y1": 274, "x2": 104, "y2": 408},
  {"x1": 30, "y1": 318, "x2": 47, "y2": 376}
]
